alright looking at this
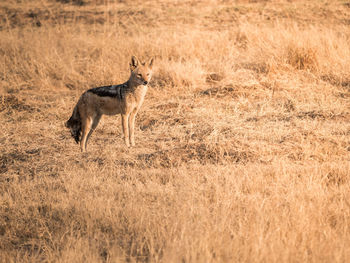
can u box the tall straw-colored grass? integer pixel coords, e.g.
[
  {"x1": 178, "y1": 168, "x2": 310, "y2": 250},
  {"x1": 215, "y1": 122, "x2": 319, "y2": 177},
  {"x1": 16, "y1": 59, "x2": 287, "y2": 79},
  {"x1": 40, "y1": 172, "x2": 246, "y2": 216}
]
[{"x1": 1, "y1": 0, "x2": 350, "y2": 262}]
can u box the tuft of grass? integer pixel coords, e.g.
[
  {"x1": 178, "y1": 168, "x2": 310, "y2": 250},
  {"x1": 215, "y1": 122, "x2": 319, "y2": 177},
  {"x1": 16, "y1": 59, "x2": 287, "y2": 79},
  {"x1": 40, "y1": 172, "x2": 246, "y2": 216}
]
[{"x1": 286, "y1": 45, "x2": 318, "y2": 71}]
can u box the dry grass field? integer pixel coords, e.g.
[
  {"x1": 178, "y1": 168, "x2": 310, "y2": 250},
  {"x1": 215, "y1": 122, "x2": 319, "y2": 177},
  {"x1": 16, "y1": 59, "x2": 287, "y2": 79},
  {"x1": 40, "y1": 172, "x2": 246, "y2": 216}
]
[{"x1": 1, "y1": 0, "x2": 350, "y2": 262}]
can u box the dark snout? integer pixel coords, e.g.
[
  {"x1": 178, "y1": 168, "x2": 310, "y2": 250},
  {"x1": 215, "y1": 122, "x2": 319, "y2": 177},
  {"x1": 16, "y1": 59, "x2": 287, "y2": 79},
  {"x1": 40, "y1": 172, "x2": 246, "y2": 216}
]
[{"x1": 143, "y1": 80, "x2": 148, "y2": 85}]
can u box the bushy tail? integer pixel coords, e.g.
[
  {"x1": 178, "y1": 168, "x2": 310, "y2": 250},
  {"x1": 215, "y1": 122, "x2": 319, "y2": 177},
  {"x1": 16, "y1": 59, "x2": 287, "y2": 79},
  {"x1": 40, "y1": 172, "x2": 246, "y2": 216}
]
[{"x1": 65, "y1": 105, "x2": 81, "y2": 144}]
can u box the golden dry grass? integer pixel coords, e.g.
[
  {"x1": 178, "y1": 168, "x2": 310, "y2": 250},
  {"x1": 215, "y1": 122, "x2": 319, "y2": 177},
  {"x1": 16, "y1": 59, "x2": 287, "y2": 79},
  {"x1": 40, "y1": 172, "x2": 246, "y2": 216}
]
[{"x1": 1, "y1": 0, "x2": 350, "y2": 262}]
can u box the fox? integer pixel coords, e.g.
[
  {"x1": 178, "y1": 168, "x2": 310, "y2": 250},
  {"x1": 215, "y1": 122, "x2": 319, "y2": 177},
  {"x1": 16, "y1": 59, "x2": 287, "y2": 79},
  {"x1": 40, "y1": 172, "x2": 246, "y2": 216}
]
[{"x1": 65, "y1": 56, "x2": 154, "y2": 152}]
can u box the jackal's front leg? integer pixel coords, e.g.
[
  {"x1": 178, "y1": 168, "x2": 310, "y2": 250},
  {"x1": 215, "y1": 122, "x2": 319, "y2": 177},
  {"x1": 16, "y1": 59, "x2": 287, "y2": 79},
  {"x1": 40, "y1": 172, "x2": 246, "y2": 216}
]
[
  {"x1": 128, "y1": 110, "x2": 138, "y2": 147},
  {"x1": 121, "y1": 114, "x2": 130, "y2": 147}
]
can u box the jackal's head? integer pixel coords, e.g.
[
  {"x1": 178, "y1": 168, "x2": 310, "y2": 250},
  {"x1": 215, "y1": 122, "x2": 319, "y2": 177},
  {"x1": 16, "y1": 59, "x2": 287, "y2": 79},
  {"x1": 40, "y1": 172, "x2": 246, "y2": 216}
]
[{"x1": 129, "y1": 56, "x2": 154, "y2": 86}]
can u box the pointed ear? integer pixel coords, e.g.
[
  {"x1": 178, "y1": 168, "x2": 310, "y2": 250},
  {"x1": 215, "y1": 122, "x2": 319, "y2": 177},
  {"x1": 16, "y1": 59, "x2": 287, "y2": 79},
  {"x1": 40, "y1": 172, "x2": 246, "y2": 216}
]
[
  {"x1": 130, "y1": 56, "x2": 139, "y2": 71},
  {"x1": 149, "y1": 57, "x2": 154, "y2": 69}
]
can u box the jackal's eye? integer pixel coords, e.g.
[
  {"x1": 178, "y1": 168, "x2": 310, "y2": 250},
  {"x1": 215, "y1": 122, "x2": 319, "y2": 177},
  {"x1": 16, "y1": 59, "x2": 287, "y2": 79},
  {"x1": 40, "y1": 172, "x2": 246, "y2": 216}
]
[{"x1": 137, "y1": 74, "x2": 142, "y2": 78}]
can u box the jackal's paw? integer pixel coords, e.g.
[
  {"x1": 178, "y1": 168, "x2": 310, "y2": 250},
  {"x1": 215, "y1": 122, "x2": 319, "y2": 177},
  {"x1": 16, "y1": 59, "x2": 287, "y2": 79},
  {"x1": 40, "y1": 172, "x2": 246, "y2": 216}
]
[{"x1": 130, "y1": 141, "x2": 135, "y2": 147}]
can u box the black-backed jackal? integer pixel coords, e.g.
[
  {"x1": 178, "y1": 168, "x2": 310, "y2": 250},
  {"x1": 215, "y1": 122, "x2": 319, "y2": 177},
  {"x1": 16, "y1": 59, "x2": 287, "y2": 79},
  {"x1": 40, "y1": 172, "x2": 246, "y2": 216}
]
[{"x1": 66, "y1": 56, "x2": 154, "y2": 152}]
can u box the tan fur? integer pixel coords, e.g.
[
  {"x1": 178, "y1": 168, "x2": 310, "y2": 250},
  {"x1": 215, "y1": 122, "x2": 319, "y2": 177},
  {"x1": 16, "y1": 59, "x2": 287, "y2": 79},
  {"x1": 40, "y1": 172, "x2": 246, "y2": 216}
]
[{"x1": 66, "y1": 56, "x2": 154, "y2": 152}]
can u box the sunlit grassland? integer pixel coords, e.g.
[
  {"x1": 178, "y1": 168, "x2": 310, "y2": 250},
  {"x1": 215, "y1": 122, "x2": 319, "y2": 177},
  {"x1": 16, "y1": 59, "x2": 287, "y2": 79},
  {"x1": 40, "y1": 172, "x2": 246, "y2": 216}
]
[{"x1": 1, "y1": 0, "x2": 350, "y2": 262}]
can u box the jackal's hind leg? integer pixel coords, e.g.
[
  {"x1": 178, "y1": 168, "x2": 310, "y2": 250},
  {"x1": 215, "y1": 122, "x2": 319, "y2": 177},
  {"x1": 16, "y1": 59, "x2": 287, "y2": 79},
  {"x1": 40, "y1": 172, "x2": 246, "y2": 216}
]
[
  {"x1": 85, "y1": 114, "x2": 101, "y2": 151},
  {"x1": 80, "y1": 117, "x2": 93, "y2": 152}
]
